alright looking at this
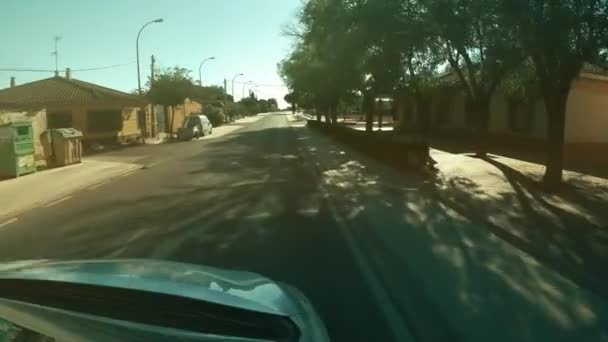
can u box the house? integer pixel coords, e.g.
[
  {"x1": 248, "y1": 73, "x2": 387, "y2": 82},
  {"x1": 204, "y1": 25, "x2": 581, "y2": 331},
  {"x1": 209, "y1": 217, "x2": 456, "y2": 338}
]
[
  {"x1": 153, "y1": 98, "x2": 203, "y2": 135},
  {"x1": 0, "y1": 72, "x2": 149, "y2": 160},
  {"x1": 396, "y1": 65, "x2": 608, "y2": 166}
]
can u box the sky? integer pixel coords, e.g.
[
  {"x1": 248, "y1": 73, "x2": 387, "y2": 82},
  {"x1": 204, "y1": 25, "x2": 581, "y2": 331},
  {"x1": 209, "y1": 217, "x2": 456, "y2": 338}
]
[{"x1": 0, "y1": 0, "x2": 301, "y2": 107}]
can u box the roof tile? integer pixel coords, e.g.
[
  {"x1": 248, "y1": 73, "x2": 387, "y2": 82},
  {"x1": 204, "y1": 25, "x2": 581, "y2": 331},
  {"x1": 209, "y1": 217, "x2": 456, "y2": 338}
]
[{"x1": 0, "y1": 76, "x2": 148, "y2": 109}]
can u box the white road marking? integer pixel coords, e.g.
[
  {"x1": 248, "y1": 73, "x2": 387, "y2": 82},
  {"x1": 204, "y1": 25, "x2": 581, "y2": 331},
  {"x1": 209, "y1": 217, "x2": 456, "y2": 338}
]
[
  {"x1": 120, "y1": 169, "x2": 138, "y2": 178},
  {"x1": 321, "y1": 186, "x2": 416, "y2": 342},
  {"x1": 87, "y1": 179, "x2": 112, "y2": 190},
  {"x1": 0, "y1": 218, "x2": 18, "y2": 228},
  {"x1": 44, "y1": 196, "x2": 72, "y2": 207}
]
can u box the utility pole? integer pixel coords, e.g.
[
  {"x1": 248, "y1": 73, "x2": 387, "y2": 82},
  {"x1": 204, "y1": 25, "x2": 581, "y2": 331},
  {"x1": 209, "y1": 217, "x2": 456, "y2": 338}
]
[
  {"x1": 224, "y1": 78, "x2": 228, "y2": 103},
  {"x1": 224, "y1": 78, "x2": 229, "y2": 121},
  {"x1": 151, "y1": 55, "x2": 156, "y2": 81},
  {"x1": 150, "y1": 55, "x2": 156, "y2": 137}
]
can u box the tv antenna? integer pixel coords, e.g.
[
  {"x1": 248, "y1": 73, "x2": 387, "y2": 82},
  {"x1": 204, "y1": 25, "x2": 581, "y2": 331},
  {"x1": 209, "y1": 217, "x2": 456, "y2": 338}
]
[{"x1": 51, "y1": 35, "x2": 62, "y2": 74}]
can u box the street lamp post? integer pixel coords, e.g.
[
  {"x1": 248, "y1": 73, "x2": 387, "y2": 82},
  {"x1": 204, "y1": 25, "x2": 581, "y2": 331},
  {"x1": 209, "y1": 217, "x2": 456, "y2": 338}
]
[
  {"x1": 198, "y1": 56, "x2": 216, "y2": 86},
  {"x1": 250, "y1": 86, "x2": 259, "y2": 98},
  {"x1": 242, "y1": 81, "x2": 252, "y2": 100},
  {"x1": 232, "y1": 73, "x2": 244, "y2": 101},
  {"x1": 136, "y1": 18, "x2": 163, "y2": 95}
]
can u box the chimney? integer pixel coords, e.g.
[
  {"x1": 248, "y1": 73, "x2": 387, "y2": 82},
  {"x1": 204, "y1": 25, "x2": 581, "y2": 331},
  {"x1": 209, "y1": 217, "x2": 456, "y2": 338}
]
[
  {"x1": 9, "y1": 77, "x2": 15, "y2": 88},
  {"x1": 54, "y1": 70, "x2": 59, "y2": 77},
  {"x1": 65, "y1": 68, "x2": 71, "y2": 80}
]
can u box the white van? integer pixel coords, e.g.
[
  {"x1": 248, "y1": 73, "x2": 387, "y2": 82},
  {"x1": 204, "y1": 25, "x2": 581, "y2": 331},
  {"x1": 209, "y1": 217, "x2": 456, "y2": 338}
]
[{"x1": 177, "y1": 114, "x2": 213, "y2": 140}]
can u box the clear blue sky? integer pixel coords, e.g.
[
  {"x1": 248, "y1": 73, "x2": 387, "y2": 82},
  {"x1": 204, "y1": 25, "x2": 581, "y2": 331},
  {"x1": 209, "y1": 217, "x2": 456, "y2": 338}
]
[{"x1": 0, "y1": 0, "x2": 300, "y2": 106}]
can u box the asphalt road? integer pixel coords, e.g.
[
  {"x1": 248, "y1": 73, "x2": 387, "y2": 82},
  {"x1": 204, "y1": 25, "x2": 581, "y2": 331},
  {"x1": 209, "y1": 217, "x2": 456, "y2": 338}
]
[{"x1": 0, "y1": 113, "x2": 395, "y2": 342}]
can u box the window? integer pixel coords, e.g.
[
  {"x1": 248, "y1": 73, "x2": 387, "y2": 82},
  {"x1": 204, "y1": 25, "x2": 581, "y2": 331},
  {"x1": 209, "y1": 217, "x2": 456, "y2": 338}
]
[
  {"x1": 16, "y1": 126, "x2": 29, "y2": 136},
  {"x1": 87, "y1": 109, "x2": 122, "y2": 132},
  {"x1": 47, "y1": 111, "x2": 72, "y2": 128}
]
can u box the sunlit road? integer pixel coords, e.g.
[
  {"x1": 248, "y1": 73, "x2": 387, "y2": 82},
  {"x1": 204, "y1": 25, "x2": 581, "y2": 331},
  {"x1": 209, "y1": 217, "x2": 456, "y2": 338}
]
[{"x1": 0, "y1": 113, "x2": 395, "y2": 342}]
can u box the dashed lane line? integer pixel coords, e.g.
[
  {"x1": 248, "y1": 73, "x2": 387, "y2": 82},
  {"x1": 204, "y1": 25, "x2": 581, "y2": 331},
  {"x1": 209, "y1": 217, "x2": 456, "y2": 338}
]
[
  {"x1": 43, "y1": 195, "x2": 72, "y2": 208},
  {"x1": 0, "y1": 218, "x2": 18, "y2": 228}
]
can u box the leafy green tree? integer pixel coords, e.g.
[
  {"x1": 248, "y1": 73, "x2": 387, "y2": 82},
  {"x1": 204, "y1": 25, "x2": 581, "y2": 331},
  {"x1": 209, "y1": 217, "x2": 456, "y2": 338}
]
[
  {"x1": 147, "y1": 66, "x2": 194, "y2": 135},
  {"x1": 417, "y1": 0, "x2": 525, "y2": 155},
  {"x1": 503, "y1": 0, "x2": 608, "y2": 185},
  {"x1": 267, "y1": 98, "x2": 279, "y2": 111},
  {"x1": 284, "y1": 93, "x2": 298, "y2": 114},
  {"x1": 279, "y1": 0, "x2": 366, "y2": 124},
  {"x1": 202, "y1": 104, "x2": 225, "y2": 126}
]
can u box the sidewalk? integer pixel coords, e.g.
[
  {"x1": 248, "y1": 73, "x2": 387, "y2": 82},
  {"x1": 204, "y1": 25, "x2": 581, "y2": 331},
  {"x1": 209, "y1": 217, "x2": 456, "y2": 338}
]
[
  {"x1": 294, "y1": 112, "x2": 394, "y2": 131},
  {"x1": 87, "y1": 114, "x2": 267, "y2": 165},
  {"x1": 0, "y1": 159, "x2": 141, "y2": 220},
  {"x1": 288, "y1": 116, "x2": 608, "y2": 341}
]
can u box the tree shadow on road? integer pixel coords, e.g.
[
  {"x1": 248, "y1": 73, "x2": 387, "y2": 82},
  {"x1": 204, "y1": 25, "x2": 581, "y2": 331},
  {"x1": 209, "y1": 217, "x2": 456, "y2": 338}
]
[
  {"x1": 0, "y1": 124, "x2": 394, "y2": 342},
  {"x1": 431, "y1": 156, "x2": 608, "y2": 300},
  {"x1": 302, "y1": 127, "x2": 608, "y2": 341}
]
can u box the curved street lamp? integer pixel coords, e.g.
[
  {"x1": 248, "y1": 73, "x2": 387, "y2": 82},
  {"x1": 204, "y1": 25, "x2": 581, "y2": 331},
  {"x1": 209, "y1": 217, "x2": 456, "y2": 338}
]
[
  {"x1": 249, "y1": 85, "x2": 259, "y2": 98},
  {"x1": 232, "y1": 73, "x2": 244, "y2": 101},
  {"x1": 198, "y1": 56, "x2": 216, "y2": 86},
  {"x1": 136, "y1": 18, "x2": 163, "y2": 95},
  {"x1": 242, "y1": 80, "x2": 253, "y2": 99}
]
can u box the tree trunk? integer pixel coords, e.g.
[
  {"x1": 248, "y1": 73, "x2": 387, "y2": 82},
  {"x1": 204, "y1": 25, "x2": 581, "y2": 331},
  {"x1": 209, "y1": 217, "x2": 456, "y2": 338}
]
[
  {"x1": 316, "y1": 111, "x2": 322, "y2": 121},
  {"x1": 330, "y1": 103, "x2": 338, "y2": 124},
  {"x1": 473, "y1": 97, "x2": 491, "y2": 158},
  {"x1": 362, "y1": 92, "x2": 374, "y2": 133},
  {"x1": 323, "y1": 106, "x2": 331, "y2": 124},
  {"x1": 169, "y1": 106, "x2": 175, "y2": 139},
  {"x1": 543, "y1": 89, "x2": 569, "y2": 187},
  {"x1": 415, "y1": 95, "x2": 432, "y2": 135},
  {"x1": 376, "y1": 99, "x2": 384, "y2": 131}
]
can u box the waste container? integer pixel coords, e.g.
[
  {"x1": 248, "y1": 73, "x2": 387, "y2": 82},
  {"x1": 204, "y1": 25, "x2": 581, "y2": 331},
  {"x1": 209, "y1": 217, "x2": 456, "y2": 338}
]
[
  {"x1": 0, "y1": 121, "x2": 36, "y2": 178},
  {"x1": 41, "y1": 128, "x2": 83, "y2": 167}
]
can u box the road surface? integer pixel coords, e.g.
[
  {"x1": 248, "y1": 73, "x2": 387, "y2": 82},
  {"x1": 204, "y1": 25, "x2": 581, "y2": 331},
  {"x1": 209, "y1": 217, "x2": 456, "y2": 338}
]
[
  {"x1": 1, "y1": 112, "x2": 607, "y2": 342},
  {"x1": 0, "y1": 113, "x2": 395, "y2": 342}
]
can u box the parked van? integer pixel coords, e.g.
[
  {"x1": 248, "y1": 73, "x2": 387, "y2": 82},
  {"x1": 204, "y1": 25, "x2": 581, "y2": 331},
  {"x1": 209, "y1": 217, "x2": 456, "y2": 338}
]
[{"x1": 177, "y1": 114, "x2": 213, "y2": 140}]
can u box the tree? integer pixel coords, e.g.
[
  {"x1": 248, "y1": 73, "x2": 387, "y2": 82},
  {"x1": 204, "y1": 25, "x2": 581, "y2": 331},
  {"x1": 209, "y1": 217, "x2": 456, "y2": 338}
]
[
  {"x1": 356, "y1": 0, "x2": 443, "y2": 134},
  {"x1": 504, "y1": 0, "x2": 608, "y2": 186},
  {"x1": 202, "y1": 104, "x2": 225, "y2": 126},
  {"x1": 147, "y1": 66, "x2": 194, "y2": 136},
  {"x1": 268, "y1": 98, "x2": 279, "y2": 111},
  {"x1": 418, "y1": 0, "x2": 526, "y2": 156},
  {"x1": 279, "y1": 0, "x2": 366, "y2": 124},
  {"x1": 191, "y1": 85, "x2": 228, "y2": 103},
  {"x1": 284, "y1": 92, "x2": 298, "y2": 114}
]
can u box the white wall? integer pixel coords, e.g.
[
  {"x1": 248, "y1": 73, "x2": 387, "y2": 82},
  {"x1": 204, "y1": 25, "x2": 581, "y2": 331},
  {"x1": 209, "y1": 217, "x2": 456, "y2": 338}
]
[{"x1": 565, "y1": 82, "x2": 608, "y2": 143}]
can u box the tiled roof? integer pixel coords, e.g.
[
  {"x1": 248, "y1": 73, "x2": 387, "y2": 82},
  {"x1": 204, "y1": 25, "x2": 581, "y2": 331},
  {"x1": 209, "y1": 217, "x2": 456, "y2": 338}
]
[{"x1": 0, "y1": 76, "x2": 148, "y2": 109}]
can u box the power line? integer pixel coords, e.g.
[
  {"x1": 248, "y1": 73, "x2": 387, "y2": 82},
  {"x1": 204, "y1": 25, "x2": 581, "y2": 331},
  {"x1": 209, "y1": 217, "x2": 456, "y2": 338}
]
[
  {"x1": 0, "y1": 68, "x2": 53, "y2": 73},
  {"x1": 72, "y1": 61, "x2": 136, "y2": 71},
  {"x1": 0, "y1": 61, "x2": 136, "y2": 73},
  {"x1": 233, "y1": 80, "x2": 286, "y2": 87}
]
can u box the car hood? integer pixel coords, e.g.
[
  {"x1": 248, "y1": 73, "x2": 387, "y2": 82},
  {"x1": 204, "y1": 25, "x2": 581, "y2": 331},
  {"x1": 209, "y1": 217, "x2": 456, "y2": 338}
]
[{"x1": 0, "y1": 259, "x2": 300, "y2": 317}]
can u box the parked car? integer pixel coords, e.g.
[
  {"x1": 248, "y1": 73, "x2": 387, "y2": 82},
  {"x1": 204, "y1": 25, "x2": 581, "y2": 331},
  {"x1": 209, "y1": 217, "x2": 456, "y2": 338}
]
[{"x1": 177, "y1": 114, "x2": 213, "y2": 140}]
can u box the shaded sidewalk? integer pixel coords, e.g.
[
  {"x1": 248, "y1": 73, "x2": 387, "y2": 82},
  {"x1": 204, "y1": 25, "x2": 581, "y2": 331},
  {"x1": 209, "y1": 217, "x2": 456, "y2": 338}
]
[{"x1": 430, "y1": 149, "x2": 608, "y2": 300}]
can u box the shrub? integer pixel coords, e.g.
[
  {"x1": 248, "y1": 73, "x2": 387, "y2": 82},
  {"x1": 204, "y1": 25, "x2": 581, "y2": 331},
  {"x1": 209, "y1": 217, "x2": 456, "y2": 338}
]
[{"x1": 203, "y1": 105, "x2": 226, "y2": 126}]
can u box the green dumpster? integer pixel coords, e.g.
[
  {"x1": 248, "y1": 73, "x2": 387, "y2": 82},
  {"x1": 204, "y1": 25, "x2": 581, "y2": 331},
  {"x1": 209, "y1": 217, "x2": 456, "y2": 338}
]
[{"x1": 0, "y1": 121, "x2": 36, "y2": 178}]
